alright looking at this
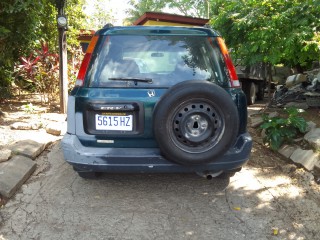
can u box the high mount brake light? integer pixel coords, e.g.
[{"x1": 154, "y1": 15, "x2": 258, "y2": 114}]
[
  {"x1": 216, "y1": 37, "x2": 240, "y2": 88},
  {"x1": 75, "y1": 35, "x2": 99, "y2": 87}
]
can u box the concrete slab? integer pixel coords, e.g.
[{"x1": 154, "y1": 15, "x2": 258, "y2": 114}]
[
  {"x1": 9, "y1": 140, "x2": 46, "y2": 160},
  {"x1": 306, "y1": 121, "x2": 316, "y2": 132},
  {"x1": 290, "y1": 148, "x2": 319, "y2": 171},
  {"x1": 278, "y1": 145, "x2": 296, "y2": 158},
  {"x1": 247, "y1": 106, "x2": 264, "y2": 116},
  {"x1": 10, "y1": 122, "x2": 41, "y2": 130},
  {"x1": 268, "y1": 112, "x2": 279, "y2": 118},
  {"x1": 0, "y1": 155, "x2": 36, "y2": 198},
  {"x1": 10, "y1": 122, "x2": 33, "y2": 130},
  {"x1": 304, "y1": 128, "x2": 320, "y2": 150}
]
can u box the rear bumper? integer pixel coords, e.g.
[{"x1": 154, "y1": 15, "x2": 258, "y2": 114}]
[{"x1": 61, "y1": 133, "x2": 252, "y2": 174}]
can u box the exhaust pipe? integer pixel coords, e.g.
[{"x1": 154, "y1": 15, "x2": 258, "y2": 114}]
[
  {"x1": 206, "y1": 174, "x2": 213, "y2": 180},
  {"x1": 196, "y1": 171, "x2": 223, "y2": 180}
]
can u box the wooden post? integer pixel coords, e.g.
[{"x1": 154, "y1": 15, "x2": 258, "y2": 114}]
[
  {"x1": 56, "y1": 0, "x2": 68, "y2": 114},
  {"x1": 58, "y1": 27, "x2": 68, "y2": 113}
]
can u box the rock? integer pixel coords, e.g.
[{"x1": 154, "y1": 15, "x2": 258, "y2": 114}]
[
  {"x1": 30, "y1": 122, "x2": 42, "y2": 130},
  {"x1": 278, "y1": 145, "x2": 296, "y2": 158},
  {"x1": 10, "y1": 121, "x2": 41, "y2": 130},
  {"x1": 306, "y1": 121, "x2": 317, "y2": 132},
  {"x1": 305, "y1": 92, "x2": 320, "y2": 107},
  {"x1": 268, "y1": 112, "x2": 279, "y2": 118},
  {"x1": 284, "y1": 102, "x2": 309, "y2": 110},
  {"x1": 250, "y1": 116, "x2": 264, "y2": 128},
  {"x1": 304, "y1": 128, "x2": 320, "y2": 150},
  {"x1": 9, "y1": 140, "x2": 46, "y2": 160},
  {"x1": 0, "y1": 155, "x2": 36, "y2": 198},
  {"x1": 0, "y1": 110, "x2": 9, "y2": 118},
  {"x1": 286, "y1": 74, "x2": 307, "y2": 88},
  {"x1": 0, "y1": 149, "x2": 12, "y2": 162},
  {"x1": 46, "y1": 122, "x2": 62, "y2": 136},
  {"x1": 290, "y1": 148, "x2": 319, "y2": 171},
  {"x1": 10, "y1": 122, "x2": 32, "y2": 130}
]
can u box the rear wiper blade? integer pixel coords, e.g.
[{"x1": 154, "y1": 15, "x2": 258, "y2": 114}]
[{"x1": 108, "y1": 77, "x2": 153, "y2": 85}]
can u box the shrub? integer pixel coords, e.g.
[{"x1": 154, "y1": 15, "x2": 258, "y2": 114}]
[
  {"x1": 0, "y1": 67, "x2": 13, "y2": 102},
  {"x1": 14, "y1": 42, "x2": 59, "y2": 103},
  {"x1": 260, "y1": 107, "x2": 307, "y2": 150},
  {"x1": 21, "y1": 103, "x2": 36, "y2": 113}
]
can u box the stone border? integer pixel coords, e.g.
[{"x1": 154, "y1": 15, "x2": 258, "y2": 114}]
[
  {"x1": 0, "y1": 114, "x2": 66, "y2": 200},
  {"x1": 0, "y1": 140, "x2": 47, "y2": 198},
  {"x1": 249, "y1": 113, "x2": 320, "y2": 176}
]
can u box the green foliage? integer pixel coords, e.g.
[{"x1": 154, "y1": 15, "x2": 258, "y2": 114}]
[
  {"x1": 126, "y1": 0, "x2": 167, "y2": 24},
  {"x1": 125, "y1": 0, "x2": 209, "y2": 24},
  {"x1": 82, "y1": 0, "x2": 115, "y2": 29},
  {"x1": 0, "y1": 67, "x2": 13, "y2": 101},
  {"x1": 126, "y1": 0, "x2": 319, "y2": 69},
  {"x1": 0, "y1": 0, "x2": 45, "y2": 97},
  {"x1": 67, "y1": 47, "x2": 83, "y2": 89},
  {"x1": 66, "y1": 0, "x2": 87, "y2": 50},
  {"x1": 211, "y1": 0, "x2": 320, "y2": 69},
  {"x1": 260, "y1": 108, "x2": 307, "y2": 150},
  {"x1": 166, "y1": 0, "x2": 208, "y2": 18},
  {"x1": 0, "y1": 0, "x2": 87, "y2": 99}
]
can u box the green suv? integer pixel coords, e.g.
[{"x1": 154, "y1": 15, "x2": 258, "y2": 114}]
[{"x1": 61, "y1": 25, "x2": 252, "y2": 179}]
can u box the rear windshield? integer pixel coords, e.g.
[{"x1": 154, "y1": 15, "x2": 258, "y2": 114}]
[{"x1": 85, "y1": 35, "x2": 229, "y2": 88}]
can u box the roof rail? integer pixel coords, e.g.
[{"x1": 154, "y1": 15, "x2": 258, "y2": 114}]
[{"x1": 103, "y1": 23, "x2": 113, "y2": 28}]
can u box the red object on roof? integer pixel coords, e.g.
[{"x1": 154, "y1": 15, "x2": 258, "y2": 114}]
[
  {"x1": 77, "y1": 29, "x2": 96, "y2": 42},
  {"x1": 133, "y1": 12, "x2": 209, "y2": 26}
]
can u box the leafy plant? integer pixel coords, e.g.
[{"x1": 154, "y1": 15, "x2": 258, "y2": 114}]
[
  {"x1": 0, "y1": 0, "x2": 87, "y2": 101},
  {"x1": 260, "y1": 107, "x2": 307, "y2": 150},
  {"x1": 211, "y1": 0, "x2": 320, "y2": 69},
  {"x1": 21, "y1": 103, "x2": 36, "y2": 114},
  {"x1": 14, "y1": 42, "x2": 60, "y2": 103}
]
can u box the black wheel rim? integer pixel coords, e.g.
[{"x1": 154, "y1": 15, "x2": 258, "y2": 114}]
[{"x1": 170, "y1": 99, "x2": 225, "y2": 153}]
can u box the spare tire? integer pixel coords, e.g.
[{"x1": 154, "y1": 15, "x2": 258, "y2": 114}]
[{"x1": 153, "y1": 80, "x2": 239, "y2": 165}]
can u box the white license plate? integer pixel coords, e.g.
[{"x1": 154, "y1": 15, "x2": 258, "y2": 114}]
[{"x1": 95, "y1": 114, "x2": 133, "y2": 131}]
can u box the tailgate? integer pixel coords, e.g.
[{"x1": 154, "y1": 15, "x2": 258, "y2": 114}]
[{"x1": 74, "y1": 88, "x2": 166, "y2": 148}]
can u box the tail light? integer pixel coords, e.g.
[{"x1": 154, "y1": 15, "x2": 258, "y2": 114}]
[
  {"x1": 216, "y1": 37, "x2": 240, "y2": 88},
  {"x1": 75, "y1": 35, "x2": 99, "y2": 87}
]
